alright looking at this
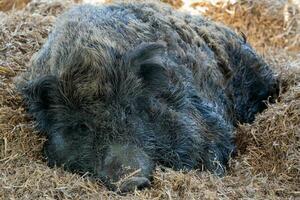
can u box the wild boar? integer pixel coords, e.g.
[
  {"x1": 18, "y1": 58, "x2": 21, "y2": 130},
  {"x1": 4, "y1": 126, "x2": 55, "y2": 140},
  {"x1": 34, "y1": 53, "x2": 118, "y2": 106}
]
[{"x1": 17, "y1": 1, "x2": 279, "y2": 192}]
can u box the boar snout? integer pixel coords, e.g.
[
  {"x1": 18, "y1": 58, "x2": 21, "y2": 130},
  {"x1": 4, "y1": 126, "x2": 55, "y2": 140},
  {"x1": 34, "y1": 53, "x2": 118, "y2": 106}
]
[{"x1": 98, "y1": 144, "x2": 154, "y2": 192}]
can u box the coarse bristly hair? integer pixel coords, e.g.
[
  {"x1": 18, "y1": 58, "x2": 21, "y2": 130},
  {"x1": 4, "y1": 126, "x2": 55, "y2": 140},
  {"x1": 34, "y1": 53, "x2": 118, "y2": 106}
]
[{"x1": 16, "y1": 0, "x2": 279, "y2": 192}]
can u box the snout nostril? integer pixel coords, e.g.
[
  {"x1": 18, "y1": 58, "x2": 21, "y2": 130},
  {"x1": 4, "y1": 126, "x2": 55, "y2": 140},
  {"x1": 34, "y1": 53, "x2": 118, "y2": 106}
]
[{"x1": 119, "y1": 177, "x2": 151, "y2": 193}]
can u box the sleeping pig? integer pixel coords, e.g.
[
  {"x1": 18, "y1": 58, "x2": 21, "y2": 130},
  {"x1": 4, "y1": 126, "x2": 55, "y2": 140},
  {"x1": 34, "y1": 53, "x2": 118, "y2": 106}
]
[{"x1": 17, "y1": 1, "x2": 279, "y2": 192}]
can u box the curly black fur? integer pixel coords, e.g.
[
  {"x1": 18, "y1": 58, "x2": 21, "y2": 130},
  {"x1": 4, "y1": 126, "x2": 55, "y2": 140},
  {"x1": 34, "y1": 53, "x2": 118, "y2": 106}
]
[{"x1": 17, "y1": 1, "x2": 279, "y2": 191}]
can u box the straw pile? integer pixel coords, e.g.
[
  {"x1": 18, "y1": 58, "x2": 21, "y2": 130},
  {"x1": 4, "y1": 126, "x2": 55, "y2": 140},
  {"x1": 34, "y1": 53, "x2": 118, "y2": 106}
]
[
  {"x1": 189, "y1": 0, "x2": 300, "y2": 51},
  {"x1": 0, "y1": 0, "x2": 299, "y2": 199},
  {"x1": 0, "y1": 0, "x2": 31, "y2": 11},
  {"x1": 162, "y1": 0, "x2": 183, "y2": 8}
]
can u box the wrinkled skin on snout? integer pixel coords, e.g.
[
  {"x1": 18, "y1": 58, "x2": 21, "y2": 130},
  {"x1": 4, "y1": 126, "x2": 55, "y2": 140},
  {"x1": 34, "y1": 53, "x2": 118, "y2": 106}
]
[{"x1": 17, "y1": 2, "x2": 279, "y2": 192}]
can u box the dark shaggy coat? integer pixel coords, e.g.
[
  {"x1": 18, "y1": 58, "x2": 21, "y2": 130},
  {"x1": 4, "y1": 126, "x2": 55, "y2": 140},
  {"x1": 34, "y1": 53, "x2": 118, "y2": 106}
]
[{"x1": 17, "y1": 1, "x2": 279, "y2": 192}]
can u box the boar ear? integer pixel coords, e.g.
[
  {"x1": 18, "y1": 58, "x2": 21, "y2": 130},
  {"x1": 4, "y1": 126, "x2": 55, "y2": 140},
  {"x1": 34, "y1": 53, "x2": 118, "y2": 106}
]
[
  {"x1": 125, "y1": 42, "x2": 168, "y2": 84},
  {"x1": 20, "y1": 75, "x2": 61, "y2": 131},
  {"x1": 21, "y1": 75, "x2": 60, "y2": 108}
]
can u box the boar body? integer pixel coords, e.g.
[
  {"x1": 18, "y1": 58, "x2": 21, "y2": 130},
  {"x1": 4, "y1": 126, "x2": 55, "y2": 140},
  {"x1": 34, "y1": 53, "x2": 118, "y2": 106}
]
[{"x1": 18, "y1": 1, "x2": 278, "y2": 191}]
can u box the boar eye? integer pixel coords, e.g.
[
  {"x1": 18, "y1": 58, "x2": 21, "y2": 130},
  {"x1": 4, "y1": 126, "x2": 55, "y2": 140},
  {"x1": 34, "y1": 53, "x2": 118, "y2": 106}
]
[{"x1": 77, "y1": 123, "x2": 91, "y2": 133}]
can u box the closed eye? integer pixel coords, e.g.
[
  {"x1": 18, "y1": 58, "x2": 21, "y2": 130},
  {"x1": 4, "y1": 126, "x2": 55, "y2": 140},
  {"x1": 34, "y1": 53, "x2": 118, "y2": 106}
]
[{"x1": 77, "y1": 123, "x2": 92, "y2": 134}]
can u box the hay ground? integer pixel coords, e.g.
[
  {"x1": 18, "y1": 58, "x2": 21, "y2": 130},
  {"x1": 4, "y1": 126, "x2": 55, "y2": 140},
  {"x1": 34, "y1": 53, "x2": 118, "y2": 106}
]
[{"x1": 0, "y1": 0, "x2": 299, "y2": 199}]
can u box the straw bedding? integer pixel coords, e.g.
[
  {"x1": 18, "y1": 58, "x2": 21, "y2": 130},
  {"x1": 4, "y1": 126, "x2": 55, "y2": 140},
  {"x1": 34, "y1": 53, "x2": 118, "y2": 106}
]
[{"x1": 0, "y1": 0, "x2": 299, "y2": 199}]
